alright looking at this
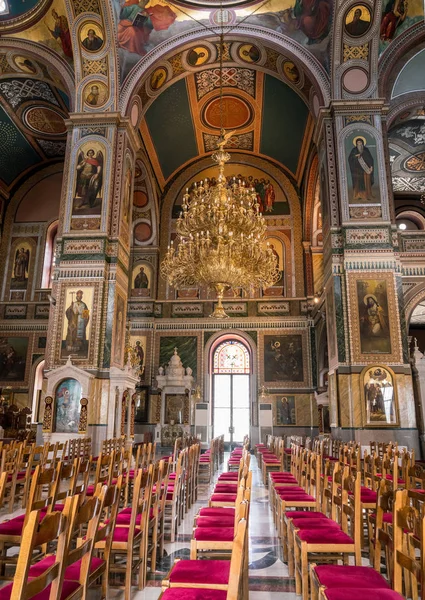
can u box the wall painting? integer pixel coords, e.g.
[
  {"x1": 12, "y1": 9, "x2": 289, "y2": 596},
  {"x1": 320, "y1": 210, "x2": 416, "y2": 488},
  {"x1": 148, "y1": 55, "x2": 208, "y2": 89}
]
[
  {"x1": 131, "y1": 262, "x2": 152, "y2": 297},
  {"x1": 61, "y1": 287, "x2": 93, "y2": 359},
  {"x1": 345, "y1": 130, "x2": 380, "y2": 205},
  {"x1": 380, "y1": 0, "x2": 424, "y2": 53},
  {"x1": 71, "y1": 141, "x2": 104, "y2": 229},
  {"x1": 113, "y1": 294, "x2": 126, "y2": 365},
  {"x1": 0, "y1": 337, "x2": 28, "y2": 381},
  {"x1": 11, "y1": 242, "x2": 30, "y2": 290},
  {"x1": 273, "y1": 394, "x2": 296, "y2": 425},
  {"x1": 344, "y1": 5, "x2": 372, "y2": 37},
  {"x1": 264, "y1": 334, "x2": 304, "y2": 383},
  {"x1": 54, "y1": 378, "x2": 81, "y2": 433}
]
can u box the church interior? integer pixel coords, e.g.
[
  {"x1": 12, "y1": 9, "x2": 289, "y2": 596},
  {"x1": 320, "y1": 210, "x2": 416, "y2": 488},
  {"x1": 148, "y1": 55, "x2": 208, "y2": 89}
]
[{"x1": 0, "y1": 0, "x2": 425, "y2": 598}]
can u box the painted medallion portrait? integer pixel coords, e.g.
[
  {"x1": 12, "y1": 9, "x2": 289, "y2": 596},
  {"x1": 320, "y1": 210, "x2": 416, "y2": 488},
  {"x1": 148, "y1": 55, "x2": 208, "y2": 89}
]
[
  {"x1": 187, "y1": 46, "x2": 210, "y2": 67},
  {"x1": 61, "y1": 286, "x2": 94, "y2": 359},
  {"x1": 356, "y1": 279, "x2": 391, "y2": 354},
  {"x1": 282, "y1": 60, "x2": 300, "y2": 84},
  {"x1": 13, "y1": 55, "x2": 37, "y2": 74},
  {"x1": 80, "y1": 23, "x2": 104, "y2": 52},
  {"x1": 55, "y1": 378, "x2": 82, "y2": 433},
  {"x1": 238, "y1": 43, "x2": 261, "y2": 63},
  {"x1": 83, "y1": 81, "x2": 108, "y2": 107},
  {"x1": 363, "y1": 367, "x2": 397, "y2": 426},
  {"x1": 345, "y1": 131, "x2": 380, "y2": 204},
  {"x1": 344, "y1": 5, "x2": 372, "y2": 37},
  {"x1": 150, "y1": 67, "x2": 167, "y2": 91},
  {"x1": 72, "y1": 141, "x2": 104, "y2": 217}
]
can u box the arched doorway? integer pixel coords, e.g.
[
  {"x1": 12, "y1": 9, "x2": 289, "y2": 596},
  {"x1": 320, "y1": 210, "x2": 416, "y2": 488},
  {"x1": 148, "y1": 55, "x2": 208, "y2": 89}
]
[{"x1": 212, "y1": 339, "x2": 251, "y2": 445}]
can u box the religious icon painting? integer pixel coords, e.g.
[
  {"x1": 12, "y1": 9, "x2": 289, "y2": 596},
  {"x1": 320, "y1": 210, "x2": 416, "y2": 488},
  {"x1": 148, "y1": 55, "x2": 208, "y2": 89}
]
[
  {"x1": 263, "y1": 334, "x2": 304, "y2": 383},
  {"x1": 61, "y1": 286, "x2": 94, "y2": 359},
  {"x1": 149, "y1": 67, "x2": 167, "y2": 91},
  {"x1": 11, "y1": 241, "x2": 31, "y2": 290},
  {"x1": 83, "y1": 81, "x2": 108, "y2": 107},
  {"x1": 131, "y1": 262, "x2": 152, "y2": 297},
  {"x1": 130, "y1": 334, "x2": 147, "y2": 379},
  {"x1": 282, "y1": 60, "x2": 300, "y2": 84},
  {"x1": 344, "y1": 5, "x2": 372, "y2": 37},
  {"x1": 113, "y1": 294, "x2": 126, "y2": 365},
  {"x1": 344, "y1": 130, "x2": 380, "y2": 205},
  {"x1": 263, "y1": 236, "x2": 285, "y2": 294},
  {"x1": 347, "y1": 273, "x2": 401, "y2": 364},
  {"x1": 237, "y1": 43, "x2": 261, "y2": 64},
  {"x1": 55, "y1": 378, "x2": 82, "y2": 433},
  {"x1": 273, "y1": 395, "x2": 296, "y2": 426},
  {"x1": 79, "y1": 22, "x2": 104, "y2": 53},
  {"x1": 186, "y1": 46, "x2": 210, "y2": 67},
  {"x1": 72, "y1": 140, "x2": 104, "y2": 218},
  {"x1": 0, "y1": 337, "x2": 28, "y2": 382},
  {"x1": 356, "y1": 278, "x2": 391, "y2": 354},
  {"x1": 362, "y1": 366, "x2": 398, "y2": 427}
]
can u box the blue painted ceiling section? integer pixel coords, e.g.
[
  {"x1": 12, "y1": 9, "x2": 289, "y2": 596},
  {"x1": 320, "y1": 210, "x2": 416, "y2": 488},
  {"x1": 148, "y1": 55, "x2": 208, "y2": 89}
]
[
  {"x1": 0, "y1": 105, "x2": 42, "y2": 185},
  {"x1": 145, "y1": 78, "x2": 198, "y2": 181},
  {"x1": 260, "y1": 74, "x2": 309, "y2": 175},
  {"x1": 0, "y1": 0, "x2": 40, "y2": 20}
]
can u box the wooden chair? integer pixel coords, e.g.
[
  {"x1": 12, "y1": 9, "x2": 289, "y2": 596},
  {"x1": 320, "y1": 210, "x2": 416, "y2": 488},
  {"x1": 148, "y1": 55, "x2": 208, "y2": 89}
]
[
  {"x1": 101, "y1": 465, "x2": 153, "y2": 599},
  {"x1": 293, "y1": 470, "x2": 362, "y2": 600},
  {"x1": 161, "y1": 517, "x2": 247, "y2": 598}
]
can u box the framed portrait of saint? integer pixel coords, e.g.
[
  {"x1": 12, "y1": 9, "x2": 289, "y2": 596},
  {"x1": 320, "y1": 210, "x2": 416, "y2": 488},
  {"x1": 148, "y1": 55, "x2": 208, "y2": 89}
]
[
  {"x1": 361, "y1": 366, "x2": 398, "y2": 427},
  {"x1": 134, "y1": 386, "x2": 149, "y2": 423}
]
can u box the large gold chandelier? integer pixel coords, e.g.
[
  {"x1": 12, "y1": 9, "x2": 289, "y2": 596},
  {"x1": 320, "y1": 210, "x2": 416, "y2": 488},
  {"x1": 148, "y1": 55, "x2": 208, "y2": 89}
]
[{"x1": 161, "y1": 133, "x2": 280, "y2": 319}]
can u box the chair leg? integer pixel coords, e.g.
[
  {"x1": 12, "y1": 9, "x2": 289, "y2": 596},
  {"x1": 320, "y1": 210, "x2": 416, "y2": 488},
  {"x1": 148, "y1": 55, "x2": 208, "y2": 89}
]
[
  {"x1": 301, "y1": 544, "x2": 309, "y2": 600},
  {"x1": 124, "y1": 551, "x2": 133, "y2": 600},
  {"x1": 294, "y1": 539, "x2": 302, "y2": 596}
]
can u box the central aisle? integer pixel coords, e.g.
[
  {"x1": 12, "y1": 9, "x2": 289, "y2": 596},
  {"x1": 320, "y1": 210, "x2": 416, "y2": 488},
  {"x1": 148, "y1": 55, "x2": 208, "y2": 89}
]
[{"x1": 115, "y1": 453, "x2": 297, "y2": 600}]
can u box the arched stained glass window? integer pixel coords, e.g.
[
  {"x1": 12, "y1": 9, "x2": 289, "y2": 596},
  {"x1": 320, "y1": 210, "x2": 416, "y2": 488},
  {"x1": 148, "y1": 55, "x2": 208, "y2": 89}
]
[{"x1": 213, "y1": 340, "x2": 250, "y2": 374}]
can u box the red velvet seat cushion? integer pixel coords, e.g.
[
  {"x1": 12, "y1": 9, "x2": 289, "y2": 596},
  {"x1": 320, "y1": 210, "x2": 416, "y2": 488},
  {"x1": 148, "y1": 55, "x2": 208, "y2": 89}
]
[
  {"x1": 210, "y1": 494, "x2": 237, "y2": 502},
  {"x1": 112, "y1": 526, "x2": 141, "y2": 542},
  {"x1": 297, "y1": 529, "x2": 354, "y2": 544},
  {"x1": 196, "y1": 516, "x2": 234, "y2": 528},
  {"x1": 29, "y1": 554, "x2": 104, "y2": 580},
  {"x1": 213, "y1": 485, "x2": 238, "y2": 493},
  {"x1": 161, "y1": 589, "x2": 227, "y2": 600},
  {"x1": 169, "y1": 560, "x2": 230, "y2": 584},
  {"x1": 193, "y1": 527, "x2": 234, "y2": 541},
  {"x1": 314, "y1": 565, "x2": 390, "y2": 589},
  {"x1": 276, "y1": 487, "x2": 305, "y2": 493},
  {"x1": 0, "y1": 580, "x2": 80, "y2": 600},
  {"x1": 284, "y1": 448, "x2": 292, "y2": 454},
  {"x1": 0, "y1": 518, "x2": 24, "y2": 536},
  {"x1": 324, "y1": 589, "x2": 403, "y2": 600},
  {"x1": 280, "y1": 495, "x2": 317, "y2": 502},
  {"x1": 199, "y1": 508, "x2": 235, "y2": 517},
  {"x1": 86, "y1": 485, "x2": 95, "y2": 496},
  {"x1": 284, "y1": 511, "x2": 326, "y2": 519},
  {"x1": 291, "y1": 518, "x2": 340, "y2": 529}
]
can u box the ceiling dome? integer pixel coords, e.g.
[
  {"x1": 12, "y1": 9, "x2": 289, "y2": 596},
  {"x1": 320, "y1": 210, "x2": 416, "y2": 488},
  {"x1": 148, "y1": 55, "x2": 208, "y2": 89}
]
[{"x1": 0, "y1": 0, "x2": 49, "y2": 32}]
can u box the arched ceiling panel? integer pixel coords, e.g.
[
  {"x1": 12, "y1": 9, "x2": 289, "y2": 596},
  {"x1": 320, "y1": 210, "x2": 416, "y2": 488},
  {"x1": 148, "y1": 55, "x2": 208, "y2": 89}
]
[
  {"x1": 392, "y1": 48, "x2": 425, "y2": 98},
  {"x1": 389, "y1": 112, "x2": 425, "y2": 194}
]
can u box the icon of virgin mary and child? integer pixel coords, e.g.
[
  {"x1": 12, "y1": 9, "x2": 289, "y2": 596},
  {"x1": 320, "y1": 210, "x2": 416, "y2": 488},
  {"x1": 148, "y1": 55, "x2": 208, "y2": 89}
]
[{"x1": 117, "y1": 0, "x2": 177, "y2": 57}]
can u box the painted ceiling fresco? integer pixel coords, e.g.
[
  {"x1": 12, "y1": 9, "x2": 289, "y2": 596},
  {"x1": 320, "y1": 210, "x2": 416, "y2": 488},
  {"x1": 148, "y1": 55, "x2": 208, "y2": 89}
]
[
  {"x1": 389, "y1": 113, "x2": 425, "y2": 193},
  {"x1": 0, "y1": 0, "x2": 40, "y2": 20},
  {"x1": 114, "y1": 0, "x2": 334, "y2": 82},
  {"x1": 379, "y1": 0, "x2": 424, "y2": 56},
  {"x1": 142, "y1": 68, "x2": 309, "y2": 187},
  {"x1": 0, "y1": 50, "x2": 69, "y2": 190},
  {"x1": 392, "y1": 48, "x2": 425, "y2": 98},
  {"x1": 9, "y1": 0, "x2": 73, "y2": 62}
]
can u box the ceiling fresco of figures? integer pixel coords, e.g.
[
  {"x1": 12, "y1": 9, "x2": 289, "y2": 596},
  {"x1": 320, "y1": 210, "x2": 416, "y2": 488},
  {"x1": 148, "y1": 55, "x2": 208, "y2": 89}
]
[
  {"x1": 9, "y1": 0, "x2": 73, "y2": 62},
  {"x1": 379, "y1": 0, "x2": 424, "y2": 55},
  {"x1": 389, "y1": 112, "x2": 425, "y2": 193},
  {"x1": 113, "y1": 0, "x2": 334, "y2": 82},
  {"x1": 0, "y1": 50, "x2": 69, "y2": 190}
]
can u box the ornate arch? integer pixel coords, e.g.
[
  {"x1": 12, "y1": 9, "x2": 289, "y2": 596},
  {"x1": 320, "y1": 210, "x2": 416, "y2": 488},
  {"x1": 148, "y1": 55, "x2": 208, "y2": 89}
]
[
  {"x1": 378, "y1": 22, "x2": 425, "y2": 100},
  {"x1": 158, "y1": 152, "x2": 304, "y2": 299},
  {"x1": 119, "y1": 25, "x2": 331, "y2": 115},
  {"x1": 0, "y1": 37, "x2": 75, "y2": 109},
  {"x1": 404, "y1": 284, "x2": 425, "y2": 326}
]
